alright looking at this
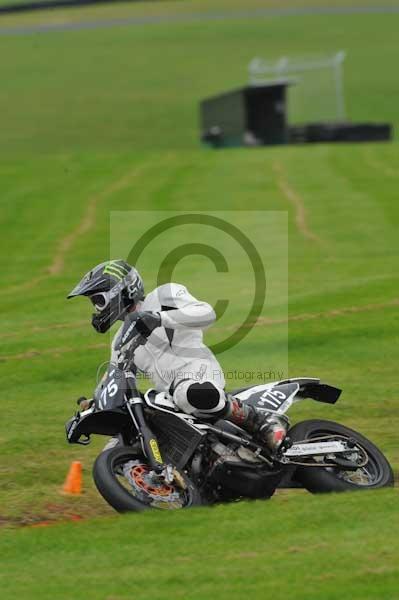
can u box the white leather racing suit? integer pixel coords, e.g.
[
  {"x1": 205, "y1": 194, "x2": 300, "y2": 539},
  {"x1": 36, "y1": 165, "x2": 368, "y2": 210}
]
[{"x1": 111, "y1": 283, "x2": 226, "y2": 417}]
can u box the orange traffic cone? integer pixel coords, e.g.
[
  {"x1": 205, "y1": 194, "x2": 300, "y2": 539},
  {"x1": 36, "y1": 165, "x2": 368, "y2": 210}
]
[{"x1": 62, "y1": 461, "x2": 82, "y2": 495}]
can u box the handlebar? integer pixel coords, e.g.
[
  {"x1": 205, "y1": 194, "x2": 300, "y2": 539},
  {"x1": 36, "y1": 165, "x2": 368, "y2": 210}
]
[{"x1": 117, "y1": 333, "x2": 148, "y2": 371}]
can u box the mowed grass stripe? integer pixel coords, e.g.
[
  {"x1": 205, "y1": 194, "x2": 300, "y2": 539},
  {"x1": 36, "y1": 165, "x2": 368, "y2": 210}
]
[{"x1": 3, "y1": 295, "x2": 399, "y2": 350}]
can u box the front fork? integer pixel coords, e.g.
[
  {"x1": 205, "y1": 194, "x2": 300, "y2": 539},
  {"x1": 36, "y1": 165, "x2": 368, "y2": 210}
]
[{"x1": 125, "y1": 372, "x2": 165, "y2": 474}]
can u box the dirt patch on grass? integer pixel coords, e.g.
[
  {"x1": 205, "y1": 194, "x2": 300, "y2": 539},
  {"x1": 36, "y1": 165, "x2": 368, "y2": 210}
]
[
  {"x1": 258, "y1": 297, "x2": 399, "y2": 325},
  {"x1": 363, "y1": 147, "x2": 398, "y2": 179},
  {"x1": 0, "y1": 341, "x2": 107, "y2": 362},
  {"x1": 0, "y1": 320, "x2": 87, "y2": 340},
  {"x1": 0, "y1": 510, "x2": 83, "y2": 529},
  {"x1": 0, "y1": 501, "x2": 112, "y2": 529},
  {"x1": 4, "y1": 162, "x2": 148, "y2": 294},
  {"x1": 3, "y1": 297, "x2": 399, "y2": 361},
  {"x1": 48, "y1": 163, "x2": 147, "y2": 277},
  {"x1": 215, "y1": 297, "x2": 399, "y2": 333},
  {"x1": 273, "y1": 160, "x2": 325, "y2": 246}
]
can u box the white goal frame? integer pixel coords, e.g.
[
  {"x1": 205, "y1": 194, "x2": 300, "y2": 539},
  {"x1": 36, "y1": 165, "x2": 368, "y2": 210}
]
[{"x1": 248, "y1": 51, "x2": 347, "y2": 122}]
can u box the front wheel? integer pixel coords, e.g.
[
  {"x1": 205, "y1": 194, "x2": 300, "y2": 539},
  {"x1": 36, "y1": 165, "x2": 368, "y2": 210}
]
[
  {"x1": 93, "y1": 446, "x2": 203, "y2": 512},
  {"x1": 289, "y1": 419, "x2": 394, "y2": 493}
]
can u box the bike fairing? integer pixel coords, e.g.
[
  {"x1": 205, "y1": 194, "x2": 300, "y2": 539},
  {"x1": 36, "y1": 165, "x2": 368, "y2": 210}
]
[{"x1": 66, "y1": 371, "x2": 394, "y2": 511}]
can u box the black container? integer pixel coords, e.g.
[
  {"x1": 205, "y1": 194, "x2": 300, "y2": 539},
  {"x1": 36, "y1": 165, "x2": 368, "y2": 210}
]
[
  {"x1": 288, "y1": 122, "x2": 392, "y2": 144},
  {"x1": 200, "y1": 82, "x2": 292, "y2": 147}
]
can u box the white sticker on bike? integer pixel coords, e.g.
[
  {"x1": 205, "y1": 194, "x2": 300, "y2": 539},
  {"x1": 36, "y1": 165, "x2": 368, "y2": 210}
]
[
  {"x1": 99, "y1": 378, "x2": 118, "y2": 409},
  {"x1": 258, "y1": 389, "x2": 287, "y2": 409},
  {"x1": 285, "y1": 441, "x2": 347, "y2": 457}
]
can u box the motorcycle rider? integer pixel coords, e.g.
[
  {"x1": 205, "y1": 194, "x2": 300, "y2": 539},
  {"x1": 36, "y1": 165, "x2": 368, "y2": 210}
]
[{"x1": 67, "y1": 259, "x2": 287, "y2": 448}]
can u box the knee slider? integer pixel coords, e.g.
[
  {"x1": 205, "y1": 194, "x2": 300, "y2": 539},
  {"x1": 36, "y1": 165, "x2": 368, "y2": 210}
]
[{"x1": 174, "y1": 379, "x2": 225, "y2": 416}]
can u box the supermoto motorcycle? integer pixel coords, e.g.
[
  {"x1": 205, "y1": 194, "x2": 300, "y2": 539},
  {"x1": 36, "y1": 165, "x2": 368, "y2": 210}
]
[{"x1": 65, "y1": 332, "x2": 394, "y2": 512}]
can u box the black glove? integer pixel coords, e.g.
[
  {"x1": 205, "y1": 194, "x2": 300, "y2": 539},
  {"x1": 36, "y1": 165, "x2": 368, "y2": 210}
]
[
  {"x1": 115, "y1": 311, "x2": 161, "y2": 359},
  {"x1": 133, "y1": 311, "x2": 161, "y2": 337}
]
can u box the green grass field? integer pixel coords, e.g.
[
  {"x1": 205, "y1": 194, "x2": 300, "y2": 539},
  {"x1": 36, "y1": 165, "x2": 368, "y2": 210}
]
[
  {"x1": 0, "y1": 1, "x2": 398, "y2": 598},
  {"x1": 2, "y1": 490, "x2": 398, "y2": 600}
]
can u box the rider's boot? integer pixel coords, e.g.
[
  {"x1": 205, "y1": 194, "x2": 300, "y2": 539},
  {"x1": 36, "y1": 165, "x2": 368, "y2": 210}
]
[{"x1": 223, "y1": 395, "x2": 288, "y2": 451}]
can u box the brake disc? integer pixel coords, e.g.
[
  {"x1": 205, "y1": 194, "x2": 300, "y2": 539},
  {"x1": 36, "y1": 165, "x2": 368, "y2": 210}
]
[
  {"x1": 123, "y1": 461, "x2": 184, "y2": 508},
  {"x1": 338, "y1": 468, "x2": 371, "y2": 485}
]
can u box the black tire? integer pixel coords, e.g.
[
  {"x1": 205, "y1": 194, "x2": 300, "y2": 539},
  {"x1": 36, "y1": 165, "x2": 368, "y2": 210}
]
[
  {"x1": 288, "y1": 419, "x2": 394, "y2": 493},
  {"x1": 93, "y1": 445, "x2": 203, "y2": 513}
]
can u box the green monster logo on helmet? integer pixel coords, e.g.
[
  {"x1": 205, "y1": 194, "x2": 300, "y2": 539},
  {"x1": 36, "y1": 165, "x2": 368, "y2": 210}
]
[
  {"x1": 68, "y1": 259, "x2": 143, "y2": 333},
  {"x1": 103, "y1": 261, "x2": 130, "y2": 281}
]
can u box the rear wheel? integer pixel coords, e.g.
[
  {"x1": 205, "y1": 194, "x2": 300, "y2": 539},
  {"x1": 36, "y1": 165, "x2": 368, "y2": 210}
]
[
  {"x1": 93, "y1": 446, "x2": 202, "y2": 512},
  {"x1": 288, "y1": 420, "x2": 394, "y2": 493}
]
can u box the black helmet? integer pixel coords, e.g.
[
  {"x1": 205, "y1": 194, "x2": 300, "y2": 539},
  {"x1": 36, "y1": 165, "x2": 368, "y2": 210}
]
[{"x1": 67, "y1": 260, "x2": 144, "y2": 333}]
